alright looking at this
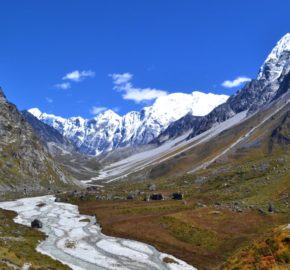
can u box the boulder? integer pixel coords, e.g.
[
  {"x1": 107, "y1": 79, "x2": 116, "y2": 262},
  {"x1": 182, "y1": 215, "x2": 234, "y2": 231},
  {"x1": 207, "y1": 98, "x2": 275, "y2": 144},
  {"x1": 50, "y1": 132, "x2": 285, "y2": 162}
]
[
  {"x1": 31, "y1": 219, "x2": 42, "y2": 229},
  {"x1": 268, "y1": 202, "x2": 274, "y2": 213},
  {"x1": 150, "y1": 193, "x2": 164, "y2": 200},
  {"x1": 172, "y1": 192, "x2": 183, "y2": 200},
  {"x1": 127, "y1": 194, "x2": 134, "y2": 200}
]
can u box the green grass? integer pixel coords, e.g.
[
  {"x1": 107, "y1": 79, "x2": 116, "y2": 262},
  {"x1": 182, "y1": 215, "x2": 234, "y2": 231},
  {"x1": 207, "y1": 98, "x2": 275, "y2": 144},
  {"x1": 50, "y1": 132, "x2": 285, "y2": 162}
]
[
  {"x1": 161, "y1": 215, "x2": 219, "y2": 250},
  {"x1": 0, "y1": 209, "x2": 70, "y2": 270}
]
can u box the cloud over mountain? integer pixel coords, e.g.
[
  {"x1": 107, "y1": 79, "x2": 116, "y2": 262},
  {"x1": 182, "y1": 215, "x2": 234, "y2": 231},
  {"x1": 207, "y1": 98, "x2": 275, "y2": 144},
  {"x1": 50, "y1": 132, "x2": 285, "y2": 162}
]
[
  {"x1": 222, "y1": 76, "x2": 251, "y2": 88},
  {"x1": 111, "y1": 72, "x2": 167, "y2": 103}
]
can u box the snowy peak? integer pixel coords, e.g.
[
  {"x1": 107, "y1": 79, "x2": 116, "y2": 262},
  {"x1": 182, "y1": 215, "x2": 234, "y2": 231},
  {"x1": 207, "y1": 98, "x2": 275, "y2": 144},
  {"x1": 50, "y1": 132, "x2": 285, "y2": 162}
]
[
  {"x1": 28, "y1": 108, "x2": 43, "y2": 118},
  {"x1": 258, "y1": 33, "x2": 290, "y2": 81},
  {"x1": 94, "y1": 110, "x2": 122, "y2": 122},
  {"x1": 28, "y1": 91, "x2": 228, "y2": 155},
  {"x1": 28, "y1": 108, "x2": 68, "y2": 124},
  {"x1": 189, "y1": 91, "x2": 229, "y2": 116},
  {"x1": 264, "y1": 33, "x2": 290, "y2": 62},
  {"x1": 144, "y1": 91, "x2": 228, "y2": 124}
]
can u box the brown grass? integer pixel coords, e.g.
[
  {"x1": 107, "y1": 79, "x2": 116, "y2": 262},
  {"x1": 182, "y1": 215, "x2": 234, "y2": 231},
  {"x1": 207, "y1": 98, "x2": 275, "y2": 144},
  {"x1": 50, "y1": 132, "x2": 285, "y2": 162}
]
[{"x1": 76, "y1": 199, "x2": 287, "y2": 270}]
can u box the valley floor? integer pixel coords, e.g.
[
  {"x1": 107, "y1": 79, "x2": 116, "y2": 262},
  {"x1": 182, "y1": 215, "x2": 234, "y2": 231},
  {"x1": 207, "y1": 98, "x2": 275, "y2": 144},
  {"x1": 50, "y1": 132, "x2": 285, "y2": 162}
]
[
  {"x1": 74, "y1": 198, "x2": 289, "y2": 270},
  {"x1": 0, "y1": 196, "x2": 196, "y2": 270},
  {"x1": 68, "y1": 147, "x2": 290, "y2": 270}
]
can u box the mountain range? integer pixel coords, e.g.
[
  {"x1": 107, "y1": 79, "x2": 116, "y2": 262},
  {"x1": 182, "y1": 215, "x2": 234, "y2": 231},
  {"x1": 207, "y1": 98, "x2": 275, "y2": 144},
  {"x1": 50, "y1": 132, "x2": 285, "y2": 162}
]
[
  {"x1": 0, "y1": 33, "x2": 289, "y2": 191},
  {"x1": 26, "y1": 33, "x2": 290, "y2": 163},
  {"x1": 157, "y1": 33, "x2": 290, "y2": 143},
  {"x1": 83, "y1": 33, "x2": 290, "y2": 183},
  {"x1": 28, "y1": 91, "x2": 228, "y2": 155}
]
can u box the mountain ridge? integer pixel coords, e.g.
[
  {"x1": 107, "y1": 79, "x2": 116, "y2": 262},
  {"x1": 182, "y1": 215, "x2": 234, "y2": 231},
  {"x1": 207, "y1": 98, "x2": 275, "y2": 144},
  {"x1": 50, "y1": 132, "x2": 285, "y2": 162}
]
[
  {"x1": 0, "y1": 88, "x2": 79, "y2": 192},
  {"x1": 157, "y1": 33, "x2": 290, "y2": 143},
  {"x1": 29, "y1": 91, "x2": 228, "y2": 155}
]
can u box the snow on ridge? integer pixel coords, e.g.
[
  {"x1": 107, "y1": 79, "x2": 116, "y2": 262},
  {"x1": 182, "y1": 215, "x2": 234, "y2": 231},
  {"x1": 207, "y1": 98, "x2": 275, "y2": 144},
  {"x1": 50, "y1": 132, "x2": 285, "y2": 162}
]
[
  {"x1": 264, "y1": 33, "x2": 290, "y2": 62},
  {"x1": 28, "y1": 108, "x2": 43, "y2": 118},
  {"x1": 258, "y1": 33, "x2": 290, "y2": 81}
]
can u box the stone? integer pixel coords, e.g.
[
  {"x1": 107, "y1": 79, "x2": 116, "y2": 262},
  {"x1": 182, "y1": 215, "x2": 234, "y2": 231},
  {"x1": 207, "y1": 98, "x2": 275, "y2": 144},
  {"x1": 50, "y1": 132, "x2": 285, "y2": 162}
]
[
  {"x1": 172, "y1": 192, "x2": 183, "y2": 200},
  {"x1": 268, "y1": 202, "x2": 274, "y2": 213},
  {"x1": 127, "y1": 194, "x2": 134, "y2": 200},
  {"x1": 150, "y1": 193, "x2": 164, "y2": 200},
  {"x1": 31, "y1": 219, "x2": 43, "y2": 229}
]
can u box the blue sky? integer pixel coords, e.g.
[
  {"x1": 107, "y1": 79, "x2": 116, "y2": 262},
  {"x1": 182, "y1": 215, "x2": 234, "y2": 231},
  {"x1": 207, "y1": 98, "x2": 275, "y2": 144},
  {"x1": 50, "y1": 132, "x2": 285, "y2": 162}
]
[{"x1": 1, "y1": 0, "x2": 290, "y2": 118}]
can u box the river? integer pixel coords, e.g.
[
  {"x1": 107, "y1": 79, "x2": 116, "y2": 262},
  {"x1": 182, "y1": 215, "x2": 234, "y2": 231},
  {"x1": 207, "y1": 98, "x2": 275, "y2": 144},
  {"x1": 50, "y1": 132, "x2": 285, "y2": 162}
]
[{"x1": 0, "y1": 195, "x2": 196, "y2": 270}]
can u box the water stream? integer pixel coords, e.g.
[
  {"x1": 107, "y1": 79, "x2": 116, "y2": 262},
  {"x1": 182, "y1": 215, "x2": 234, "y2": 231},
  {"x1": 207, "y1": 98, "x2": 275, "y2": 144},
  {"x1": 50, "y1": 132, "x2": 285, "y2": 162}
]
[{"x1": 0, "y1": 196, "x2": 196, "y2": 270}]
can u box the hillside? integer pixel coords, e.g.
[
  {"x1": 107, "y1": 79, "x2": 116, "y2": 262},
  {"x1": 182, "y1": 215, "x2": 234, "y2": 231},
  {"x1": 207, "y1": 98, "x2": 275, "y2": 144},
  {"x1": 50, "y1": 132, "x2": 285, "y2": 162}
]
[
  {"x1": 0, "y1": 89, "x2": 80, "y2": 194},
  {"x1": 68, "y1": 92, "x2": 289, "y2": 269}
]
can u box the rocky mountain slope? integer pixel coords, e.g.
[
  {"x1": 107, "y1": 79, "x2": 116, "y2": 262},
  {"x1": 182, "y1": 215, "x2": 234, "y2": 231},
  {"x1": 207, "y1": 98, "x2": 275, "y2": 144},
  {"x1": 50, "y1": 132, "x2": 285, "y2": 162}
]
[
  {"x1": 157, "y1": 33, "x2": 290, "y2": 142},
  {"x1": 92, "y1": 34, "x2": 290, "y2": 184},
  {"x1": 22, "y1": 110, "x2": 76, "y2": 155},
  {"x1": 21, "y1": 111, "x2": 103, "y2": 182},
  {"x1": 28, "y1": 91, "x2": 228, "y2": 156},
  {"x1": 0, "y1": 89, "x2": 79, "y2": 192}
]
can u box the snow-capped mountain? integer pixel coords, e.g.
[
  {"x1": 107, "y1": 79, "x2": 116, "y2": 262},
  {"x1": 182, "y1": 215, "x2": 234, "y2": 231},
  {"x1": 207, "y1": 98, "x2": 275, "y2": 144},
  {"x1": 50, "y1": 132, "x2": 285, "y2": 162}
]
[
  {"x1": 28, "y1": 91, "x2": 228, "y2": 155},
  {"x1": 157, "y1": 33, "x2": 290, "y2": 142},
  {"x1": 258, "y1": 33, "x2": 290, "y2": 82},
  {"x1": 95, "y1": 34, "x2": 290, "y2": 183}
]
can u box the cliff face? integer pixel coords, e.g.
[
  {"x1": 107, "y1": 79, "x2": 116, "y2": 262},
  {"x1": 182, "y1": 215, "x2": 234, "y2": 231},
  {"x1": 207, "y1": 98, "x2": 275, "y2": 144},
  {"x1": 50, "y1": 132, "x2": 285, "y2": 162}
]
[{"x1": 0, "y1": 89, "x2": 77, "y2": 192}]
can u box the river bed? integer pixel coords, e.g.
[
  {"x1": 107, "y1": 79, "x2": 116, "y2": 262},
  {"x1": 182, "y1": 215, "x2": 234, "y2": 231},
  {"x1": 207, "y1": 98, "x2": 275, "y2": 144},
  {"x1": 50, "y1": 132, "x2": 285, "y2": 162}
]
[{"x1": 0, "y1": 195, "x2": 197, "y2": 270}]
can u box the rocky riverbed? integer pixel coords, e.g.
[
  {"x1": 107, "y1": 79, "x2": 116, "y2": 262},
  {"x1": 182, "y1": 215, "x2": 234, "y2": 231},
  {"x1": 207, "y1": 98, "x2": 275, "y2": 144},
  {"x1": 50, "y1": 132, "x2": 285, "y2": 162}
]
[{"x1": 0, "y1": 196, "x2": 196, "y2": 270}]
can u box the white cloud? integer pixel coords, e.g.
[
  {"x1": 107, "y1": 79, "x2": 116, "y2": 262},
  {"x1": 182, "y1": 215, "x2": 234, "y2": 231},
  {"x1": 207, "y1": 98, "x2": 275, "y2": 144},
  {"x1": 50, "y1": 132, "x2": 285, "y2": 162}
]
[
  {"x1": 110, "y1": 73, "x2": 132, "y2": 85},
  {"x1": 90, "y1": 106, "x2": 108, "y2": 115},
  {"x1": 222, "y1": 76, "x2": 251, "y2": 88},
  {"x1": 111, "y1": 72, "x2": 167, "y2": 103},
  {"x1": 63, "y1": 70, "x2": 95, "y2": 82},
  {"x1": 46, "y1": 97, "x2": 53, "y2": 103},
  {"x1": 122, "y1": 86, "x2": 167, "y2": 103},
  {"x1": 55, "y1": 70, "x2": 95, "y2": 90},
  {"x1": 55, "y1": 82, "x2": 71, "y2": 90}
]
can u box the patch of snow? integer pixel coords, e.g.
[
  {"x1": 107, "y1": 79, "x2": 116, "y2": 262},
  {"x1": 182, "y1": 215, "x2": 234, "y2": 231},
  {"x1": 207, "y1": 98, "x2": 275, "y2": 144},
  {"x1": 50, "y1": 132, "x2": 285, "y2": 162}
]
[{"x1": 21, "y1": 263, "x2": 32, "y2": 270}]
